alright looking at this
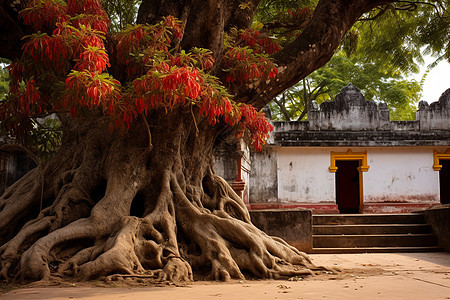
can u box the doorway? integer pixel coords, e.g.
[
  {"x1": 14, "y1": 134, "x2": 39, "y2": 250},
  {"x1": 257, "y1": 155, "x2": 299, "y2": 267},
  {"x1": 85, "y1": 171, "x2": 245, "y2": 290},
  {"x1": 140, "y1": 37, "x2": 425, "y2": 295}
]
[
  {"x1": 335, "y1": 160, "x2": 361, "y2": 213},
  {"x1": 439, "y1": 159, "x2": 450, "y2": 204}
]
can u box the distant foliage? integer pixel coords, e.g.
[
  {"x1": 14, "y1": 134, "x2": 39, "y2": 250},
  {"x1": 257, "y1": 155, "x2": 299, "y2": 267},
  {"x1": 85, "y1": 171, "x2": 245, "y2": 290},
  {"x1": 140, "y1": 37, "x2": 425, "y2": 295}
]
[{"x1": 265, "y1": 1, "x2": 447, "y2": 121}]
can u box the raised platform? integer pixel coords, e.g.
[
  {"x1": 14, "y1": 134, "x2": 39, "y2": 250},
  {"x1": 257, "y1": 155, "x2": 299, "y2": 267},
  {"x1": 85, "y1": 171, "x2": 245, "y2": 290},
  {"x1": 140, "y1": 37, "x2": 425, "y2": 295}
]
[{"x1": 248, "y1": 202, "x2": 440, "y2": 214}]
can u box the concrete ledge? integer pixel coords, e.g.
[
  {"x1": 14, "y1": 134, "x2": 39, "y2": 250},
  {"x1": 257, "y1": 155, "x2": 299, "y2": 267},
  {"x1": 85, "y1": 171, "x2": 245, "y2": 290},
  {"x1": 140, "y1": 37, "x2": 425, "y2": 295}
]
[
  {"x1": 364, "y1": 202, "x2": 440, "y2": 214},
  {"x1": 422, "y1": 204, "x2": 450, "y2": 252},
  {"x1": 249, "y1": 209, "x2": 313, "y2": 253},
  {"x1": 249, "y1": 203, "x2": 338, "y2": 214},
  {"x1": 249, "y1": 202, "x2": 439, "y2": 214}
]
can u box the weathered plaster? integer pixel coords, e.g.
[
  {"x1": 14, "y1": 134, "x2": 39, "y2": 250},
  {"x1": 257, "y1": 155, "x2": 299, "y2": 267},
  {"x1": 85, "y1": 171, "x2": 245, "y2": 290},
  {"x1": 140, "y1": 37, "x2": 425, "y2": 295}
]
[{"x1": 363, "y1": 147, "x2": 442, "y2": 203}]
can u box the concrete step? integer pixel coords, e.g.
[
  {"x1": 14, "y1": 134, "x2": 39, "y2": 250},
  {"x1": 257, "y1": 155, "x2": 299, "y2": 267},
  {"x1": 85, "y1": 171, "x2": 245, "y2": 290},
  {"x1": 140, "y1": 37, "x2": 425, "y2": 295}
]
[
  {"x1": 311, "y1": 213, "x2": 442, "y2": 253},
  {"x1": 311, "y1": 246, "x2": 445, "y2": 254},
  {"x1": 313, "y1": 233, "x2": 437, "y2": 248},
  {"x1": 313, "y1": 213, "x2": 425, "y2": 225},
  {"x1": 313, "y1": 224, "x2": 432, "y2": 235}
]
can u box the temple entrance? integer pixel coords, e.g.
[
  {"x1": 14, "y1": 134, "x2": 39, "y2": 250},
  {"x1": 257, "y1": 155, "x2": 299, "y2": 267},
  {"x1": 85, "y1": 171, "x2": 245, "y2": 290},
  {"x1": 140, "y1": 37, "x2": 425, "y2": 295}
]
[
  {"x1": 439, "y1": 159, "x2": 450, "y2": 204},
  {"x1": 335, "y1": 160, "x2": 361, "y2": 213}
]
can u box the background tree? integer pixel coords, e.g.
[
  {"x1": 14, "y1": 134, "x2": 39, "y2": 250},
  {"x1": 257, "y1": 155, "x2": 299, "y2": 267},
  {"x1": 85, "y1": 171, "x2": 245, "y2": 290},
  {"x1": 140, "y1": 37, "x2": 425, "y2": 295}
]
[
  {"x1": 269, "y1": 52, "x2": 422, "y2": 121},
  {"x1": 0, "y1": 0, "x2": 447, "y2": 284},
  {"x1": 267, "y1": 1, "x2": 448, "y2": 121},
  {"x1": 0, "y1": 58, "x2": 10, "y2": 100}
]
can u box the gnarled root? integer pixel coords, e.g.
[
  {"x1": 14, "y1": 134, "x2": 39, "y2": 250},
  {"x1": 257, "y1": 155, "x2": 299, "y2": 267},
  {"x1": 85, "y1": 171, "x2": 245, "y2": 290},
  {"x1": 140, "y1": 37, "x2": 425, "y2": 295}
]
[
  {"x1": 0, "y1": 116, "x2": 317, "y2": 284},
  {"x1": 172, "y1": 172, "x2": 315, "y2": 281},
  {"x1": 0, "y1": 166, "x2": 317, "y2": 284}
]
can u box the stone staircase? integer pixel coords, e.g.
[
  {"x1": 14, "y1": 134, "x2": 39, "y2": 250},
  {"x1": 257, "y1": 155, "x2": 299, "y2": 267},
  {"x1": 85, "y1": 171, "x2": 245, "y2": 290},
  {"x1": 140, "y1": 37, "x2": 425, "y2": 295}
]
[{"x1": 312, "y1": 213, "x2": 444, "y2": 254}]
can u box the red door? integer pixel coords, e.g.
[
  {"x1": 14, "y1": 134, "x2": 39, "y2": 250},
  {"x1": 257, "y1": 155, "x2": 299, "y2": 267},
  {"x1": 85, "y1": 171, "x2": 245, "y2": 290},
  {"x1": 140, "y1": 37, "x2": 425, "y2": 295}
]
[
  {"x1": 440, "y1": 159, "x2": 450, "y2": 204},
  {"x1": 336, "y1": 160, "x2": 360, "y2": 213}
]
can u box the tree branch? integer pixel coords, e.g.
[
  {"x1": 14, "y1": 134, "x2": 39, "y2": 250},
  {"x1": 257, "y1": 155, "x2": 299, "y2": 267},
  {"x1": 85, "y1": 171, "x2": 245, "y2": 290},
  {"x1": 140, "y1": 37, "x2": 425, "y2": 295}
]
[{"x1": 233, "y1": 0, "x2": 394, "y2": 109}]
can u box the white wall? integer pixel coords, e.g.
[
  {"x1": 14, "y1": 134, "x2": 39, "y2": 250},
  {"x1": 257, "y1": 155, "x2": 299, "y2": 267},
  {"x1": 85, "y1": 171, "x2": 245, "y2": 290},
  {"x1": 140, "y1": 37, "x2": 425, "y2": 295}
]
[
  {"x1": 364, "y1": 147, "x2": 440, "y2": 202},
  {"x1": 277, "y1": 147, "x2": 335, "y2": 203},
  {"x1": 276, "y1": 146, "x2": 446, "y2": 204}
]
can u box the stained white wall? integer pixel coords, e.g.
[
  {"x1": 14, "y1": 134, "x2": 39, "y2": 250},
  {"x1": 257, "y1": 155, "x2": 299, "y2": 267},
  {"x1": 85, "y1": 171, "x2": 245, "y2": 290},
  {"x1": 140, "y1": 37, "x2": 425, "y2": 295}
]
[
  {"x1": 277, "y1": 147, "x2": 335, "y2": 203},
  {"x1": 275, "y1": 146, "x2": 445, "y2": 204},
  {"x1": 364, "y1": 147, "x2": 440, "y2": 202}
]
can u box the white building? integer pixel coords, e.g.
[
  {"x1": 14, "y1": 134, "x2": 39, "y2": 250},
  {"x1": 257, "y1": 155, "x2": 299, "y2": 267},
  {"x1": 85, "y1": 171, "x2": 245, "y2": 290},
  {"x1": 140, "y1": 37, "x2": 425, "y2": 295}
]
[{"x1": 245, "y1": 84, "x2": 450, "y2": 213}]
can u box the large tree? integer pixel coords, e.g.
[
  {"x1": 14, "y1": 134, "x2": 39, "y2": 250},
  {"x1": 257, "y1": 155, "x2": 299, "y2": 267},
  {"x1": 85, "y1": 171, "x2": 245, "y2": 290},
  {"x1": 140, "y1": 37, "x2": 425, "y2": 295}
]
[{"x1": 0, "y1": 0, "x2": 445, "y2": 284}]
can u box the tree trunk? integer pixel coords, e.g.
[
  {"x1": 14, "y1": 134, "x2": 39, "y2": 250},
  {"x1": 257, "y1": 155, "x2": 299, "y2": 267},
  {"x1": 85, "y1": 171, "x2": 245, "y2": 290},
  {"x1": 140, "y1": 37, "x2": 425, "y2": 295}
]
[
  {"x1": 0, "y1": 0, "x2": 393, "y2": 284},
  {"x1": 0, "y1": 110, "x2": 315, "y2": 283}
]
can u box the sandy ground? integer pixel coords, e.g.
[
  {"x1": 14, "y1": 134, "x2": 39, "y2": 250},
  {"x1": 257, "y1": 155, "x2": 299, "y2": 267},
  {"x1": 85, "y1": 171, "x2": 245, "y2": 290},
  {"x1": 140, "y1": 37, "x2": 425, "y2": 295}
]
[{"x1": 1, "y1": 252, "x2": 449, "y2": 300}]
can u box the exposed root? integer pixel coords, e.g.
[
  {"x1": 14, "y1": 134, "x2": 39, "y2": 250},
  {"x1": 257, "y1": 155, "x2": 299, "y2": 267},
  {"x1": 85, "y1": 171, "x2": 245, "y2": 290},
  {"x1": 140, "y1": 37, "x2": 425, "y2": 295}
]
[
  {"x1": 0, "y1": 169, "x2": 43, "y2": 235},
  {"x1": 155, "y1": 257, "x2": 193, "y2": 282},
  {"x1": 72, "y1": 217, "x2": 147, "y2": 281},
  {"x1": 171, "y1": 173, "x2": 315, "y2": 281},
  {"x1": 0, "y1": 115, "x2": 317, "y2": 284},
  {"x1": 17, "y1": 218, "x2": 96, "y2": 282}
]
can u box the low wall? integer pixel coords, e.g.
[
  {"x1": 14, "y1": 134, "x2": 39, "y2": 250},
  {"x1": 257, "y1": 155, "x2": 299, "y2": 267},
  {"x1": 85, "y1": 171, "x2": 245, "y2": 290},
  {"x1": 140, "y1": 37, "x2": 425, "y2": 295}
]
[
  {"x1": 249, "y1": 209, "x2": 313, "y2": 253},
  {"x1": 422, "y1": 205, "x2": 450, "y2": 252}
]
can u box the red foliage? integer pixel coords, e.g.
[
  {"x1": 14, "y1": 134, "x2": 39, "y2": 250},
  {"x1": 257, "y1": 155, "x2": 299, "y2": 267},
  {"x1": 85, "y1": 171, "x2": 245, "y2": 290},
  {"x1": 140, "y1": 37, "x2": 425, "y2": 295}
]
[
  {"x1": 71, "y1": 14, "x2": 109, "y2": 33},
  {"x1": 69, "y1": 26, "x2": 106, "y2": 59},
  {"x1": 238, "y1": 29, "x2": 281, "y2": 55},
  {"x1": 20, "y1": 0, "x2": 69, "y2": 31},
  {"x1": 171, "y1": 49, "x2": 215, "y2": 70},
  {"x1": 223, "y1": 47, "x2": 278, "y2": 83},
  {"x1": 162, "y1": 67, "x2": 201, "y2": 99},
  {"x1": 67, "y1": 0, "x2": 104, "y2": 15},
  {"x1": 114, "y1": 17, "x2": 183, "y2": 77},
  {"x1": 63, "y1": 72, "x2": 119, "y2": 109},
  {"x1": 198, "y1": 94, "x2": 234, "y2": 125},
  {"x1": 22, "y1": 34, "x2": 70, "y2": 73},
  {"x1": 74, "y1": 47, "x2": 110, "y2": 73},
  {"x1": 238, "y1": 105, "x2": 273, "y2": 151},
  {"x1": 2, "y1": 0, "x2": 273, "y2": 151},
  {"x1": 163, "y1": 15, "x2": 184, "y2": 39},
  {"x1": 8, "y1": 62, "x2": 24, "y2": 94}
]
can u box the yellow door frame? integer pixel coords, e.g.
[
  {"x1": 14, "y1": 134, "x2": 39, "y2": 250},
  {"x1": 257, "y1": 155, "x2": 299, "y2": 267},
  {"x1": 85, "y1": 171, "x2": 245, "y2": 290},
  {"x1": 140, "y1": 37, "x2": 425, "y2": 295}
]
[
  {"x1": 433, "y1": 149, "x2": 450, "y2": 171},
  {"x1": 433, "y1": 149, "x2": 450, "y2": 204},
  {"x1": 330, "y1": 149, "x2": 369, "y2": 213}
]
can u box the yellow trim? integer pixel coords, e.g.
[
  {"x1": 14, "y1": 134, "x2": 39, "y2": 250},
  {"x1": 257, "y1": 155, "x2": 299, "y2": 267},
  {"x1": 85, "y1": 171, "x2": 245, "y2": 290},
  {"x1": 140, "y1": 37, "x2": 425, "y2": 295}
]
[
  {"x1": 433, "y1": 149, "x2": 450, "y2": 171},
  {"x1": 330, "y1": 149, "x2": 368, "y2": 213},
  {"x1": 358, "y1": 165, "x2": 364, "y2": 214},
  {"x1": 329, "y1": 149, "x2": 369, "y2": 173}
]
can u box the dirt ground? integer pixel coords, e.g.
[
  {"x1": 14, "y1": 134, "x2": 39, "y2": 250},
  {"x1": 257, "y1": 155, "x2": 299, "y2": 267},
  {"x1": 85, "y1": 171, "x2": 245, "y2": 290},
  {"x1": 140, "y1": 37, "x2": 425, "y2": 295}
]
[{"x1": 1, "y1": 252, "x2": 449, "y2": 300}]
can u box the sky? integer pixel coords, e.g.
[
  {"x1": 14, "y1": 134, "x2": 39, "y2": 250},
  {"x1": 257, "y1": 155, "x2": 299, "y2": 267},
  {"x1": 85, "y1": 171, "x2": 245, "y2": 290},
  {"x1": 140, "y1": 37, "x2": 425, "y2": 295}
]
[{"x1": 414, "y1": 57, "x2": 450, "y2": 103}]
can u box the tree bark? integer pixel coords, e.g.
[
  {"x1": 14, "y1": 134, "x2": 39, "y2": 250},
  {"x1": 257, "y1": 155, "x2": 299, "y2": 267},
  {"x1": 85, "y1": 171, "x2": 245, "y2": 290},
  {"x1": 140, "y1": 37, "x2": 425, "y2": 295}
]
[{"x1": 0, "y1": 110, "x2": 316, "y2": 283}]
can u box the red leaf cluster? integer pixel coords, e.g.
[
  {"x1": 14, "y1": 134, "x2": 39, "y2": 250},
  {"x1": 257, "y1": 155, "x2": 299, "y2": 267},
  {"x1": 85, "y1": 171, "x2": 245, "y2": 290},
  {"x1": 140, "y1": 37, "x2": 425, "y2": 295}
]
[
  {"x1": 67, "y1": 0, "x2": 105, "y2": 16},
  {"x1": 22, "y1": 34, "x2": 70, "y2": 73},
  {"x1": 115, "y1": 18, "x2": 184, "y2": 77},
  {"x1": 71, "y1": 14, "x2": 109, "y2": 33},
  {"x1": 238, "y1": 105, "x2": 273, "y2": 151},
  {"x1": 61, "y1": 71, "x2": 127, "y2": 126},
  {"x1": 238, "y1": 29, "x2": 281, "y2": 55},
  {"x1": 74, "y1": 47, "x2": 110, "y2": 73},
  {"x1": 198, "y1": 94, "x2": 235, "y2": 125},
  {"x1": 224, "y1": 47, "x2": 278, "y2": 83},
  {"x1": 162, "y1": 67, "x2": 201, "y2": 99},
  {"x1": 20, "y1": 0, "x2": 69, "y2": 31}
]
